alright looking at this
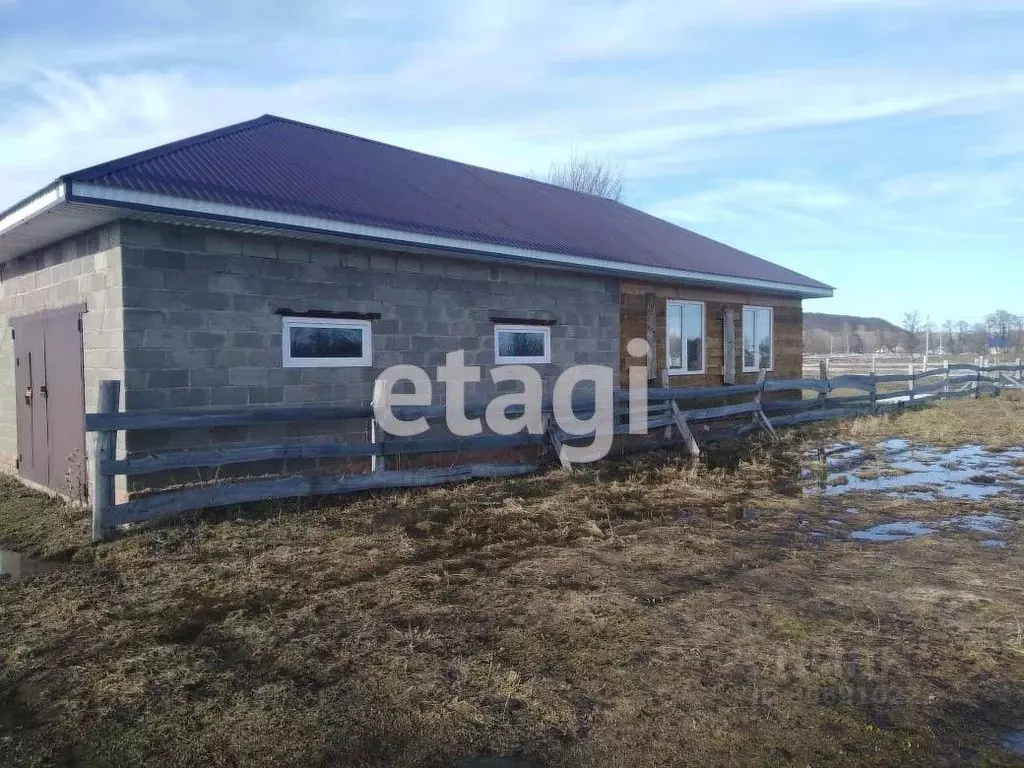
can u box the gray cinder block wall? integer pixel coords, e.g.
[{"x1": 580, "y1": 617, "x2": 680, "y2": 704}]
[
  {"x1": 0, "y1": 218, "x2": 620, "y2": 494},
  {"x1": 0, "y1": 223, "x2": 125, "y2": 473},
  {"x1": 117, "y1": 221, "x2": 620, "y2": 487}
]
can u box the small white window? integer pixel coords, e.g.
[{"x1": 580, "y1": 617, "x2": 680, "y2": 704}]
[
  {"x1": 282, "y1": 317, "x2": 372, "y2": 368},
  {"x1": 666, "y1": 300, "x2": 705, "y2": 374},
  {"x1": 742, "y1": 306, "x2": 773, "y2": 372},
  {"x1": 493, "y1": 324, "x2": 551, "y2": 364}
]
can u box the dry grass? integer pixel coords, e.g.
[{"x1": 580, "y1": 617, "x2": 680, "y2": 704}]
[
  {"x1": 838, "y1": 390, "x2": 1024, "y2": 450},
  {"x1": 1, "y1": 398, "x2": 1023, "y2": 766}
]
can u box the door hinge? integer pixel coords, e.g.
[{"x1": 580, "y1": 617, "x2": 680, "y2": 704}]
[
  {"x1": 10, "y1": 328, "x2": 14, "y2": 340},
  {"x1": 77, "y1": 317, "x2": 83, "y2": 332},
  {"x1": 15, "y1": 455, "x2": 20, "y2": 470}
]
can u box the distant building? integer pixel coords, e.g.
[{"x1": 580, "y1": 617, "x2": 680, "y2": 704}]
[{"x1": 989, "y1": 336, "x2": 1011, "y2": 356}]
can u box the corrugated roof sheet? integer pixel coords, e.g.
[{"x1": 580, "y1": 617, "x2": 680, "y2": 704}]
[{"x1": 67, "y1": 115, "x2": 831, "y2": 291}]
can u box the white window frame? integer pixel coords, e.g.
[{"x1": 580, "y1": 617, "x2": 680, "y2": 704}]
[
  {"x1": 493, "y1": 324, "x2": 551, "y2": 365},
  {"x1": 665, "y1": 299, "x2": 706, "y2": 375},
  {"x1": 281, "y1": 316, "x2": 372, "y2": 368},
  {"x1": 742, "y1": 305, "x2": 774, "y2": 373}
]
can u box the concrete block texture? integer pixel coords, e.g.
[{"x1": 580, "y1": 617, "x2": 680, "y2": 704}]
[
  {"x1": 0, "y1": 218, "x2": 621, "y2": 494},
  {"x1": 0, "y1": 222, "x2": 125, "y2": 473},
  {"x1": 119, "y1": 222, "x2": 621, "y2": 415},
  {"x1": 113, "y1": 222, "x2": 622, "y2": 487}
]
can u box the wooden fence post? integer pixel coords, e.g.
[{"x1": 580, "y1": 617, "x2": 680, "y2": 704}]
[
  {"x1": 1017, "y1": 358, "x2": 1023, "y2": 385},
  {"x1": 723, "y1": 309, "x2": 736, "y2": 385},
  {"x1": 908, "y1": 364, "x2": 915, "y2": 404},
  {"x1": 91, "y1": 380, "x2": 121, "y2": 543},
  {"x1": 661, "y1": 368, "x2": 672, "y2": 439},
  {"x1": 943, "y1": 360, "x2": 950, "y2": 401},
  {"x1": 370, "y1": 419, "x2": 386, "y2": 472},
  {"x1": 975, "y1": 360, "x2": 982, "y2": 400},
  {"x1": 818, "y1": 360, "x2": 828, "y2": 406},
  {"x1": 645, "y1": 293, "x2": 657, "y2": 382},
  {"x1": 869, "y1": 370, "x2": 877, "y2": 411},
  {"x1": 753, "y1": 370, "x2": 778, "y2": 441},
  {"x1": 370, "y1": 379, "x2": 387, "y2": 472},
  {"x1": 669, "y1": 401, "x2": 700, "y2": 458},
  {"x1": 545, "y1": 415, "x2": 571, "y2": 471}
]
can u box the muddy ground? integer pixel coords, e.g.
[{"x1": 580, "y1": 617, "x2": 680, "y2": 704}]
[{"x1": 1, "y1": 394, "x2": 1023, "y2": 766}]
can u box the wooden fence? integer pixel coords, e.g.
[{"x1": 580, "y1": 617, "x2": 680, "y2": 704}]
[
  {"x1": 86, "y1": 362, "x2": 1022, "y2": 540},
  {"x1": 804, "y1": 353, "x2": 1024, "y2": 378}
]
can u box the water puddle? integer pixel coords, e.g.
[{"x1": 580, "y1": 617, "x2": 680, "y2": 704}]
[
  {"x1": 0, "y1": 549, "x2": 60, "y2": 582},
  {"x1": 850, "y1": 521, "x2": 935, "y2": 542},
  {"x1": 1002, "y1": 730, "x2": 1024, "y2": 756},
  {"x1": 945, "y1": 514, "x2": 1013, "y2": 534},
  {"x1": 845, "y1": 513, "x2": 1013, "y2": 546},
  {"x1": 821, "y1": 444, "x2": 869, "y2": 473},
  {"x1": 806, "y1": 441, "x2": 1024, "y2": 500},
  {"x1": 881, "y1": 438, "x2": 911, "y2": 454}
]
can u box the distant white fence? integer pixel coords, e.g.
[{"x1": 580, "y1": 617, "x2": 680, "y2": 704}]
[{"x1": 804, "y1": 354, "x2": 1024, "y2": 379}]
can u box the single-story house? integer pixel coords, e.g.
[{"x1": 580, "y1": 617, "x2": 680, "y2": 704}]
[
  {"x1": 0, "y1": 114, "x2": 832, "y2": 497},
  {"x1": 989, "y1": 336, "x2": 1011, "y2": 356}
]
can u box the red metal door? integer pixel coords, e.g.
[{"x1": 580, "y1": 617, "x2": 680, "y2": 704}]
[
  {"x1": 43, "y1": 311, "x2": 86, "y2": 497},
  {"x1": 12, "y1": 318, "x2": 49, "y2": 487}
]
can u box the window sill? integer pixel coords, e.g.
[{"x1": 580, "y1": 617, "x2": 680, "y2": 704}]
[
  {"x1": 283, "y1": 358, "x2": 373, "y2": 368},
  {"x1": 494, "y1": 357, "x2": 552, "y2": 366},
  {"x1": 666, "y1": 369, "x2": 706, "y2": 377}
]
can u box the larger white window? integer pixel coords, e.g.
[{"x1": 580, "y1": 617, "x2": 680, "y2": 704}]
[
  {"x1": 666, "y1": 300, "x2": 705, "y2": 374},
  {"x1": 282, "y1": 317, "x2": 372, "y2": 368},
  {"x1": 742, "y1": 306, "x2": 773, "y2": 372},
  {"x1": 494, "y1": 324, "x2": 551, "y2": 364}
]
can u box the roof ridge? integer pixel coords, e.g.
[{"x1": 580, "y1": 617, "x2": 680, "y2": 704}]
[
  {"x1": 260, "y1": 114, "x2": 625, "y2": 207},
  {"x1": 66, "y1": 115, "x2": 279, "y2": 182},
  {"x1": 69, "y1": 111, "x2": 626, "y2": 210},
  {"x1": 49, "y1": 113, "x2": 830, "y2": 293}
]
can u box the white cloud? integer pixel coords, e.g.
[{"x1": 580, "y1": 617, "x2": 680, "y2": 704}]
[
  {"x1": 1, "y1": 0, "x2": 1024, "y2": 229},
  {"x1": 6, "y1": 58, "x2": 1019, "y2": 204},
  {"x1": 2, "y1": 0, "x2": 1023, "y2": 324},
  {"x1": 643, "y1": 180, "x2": 865, "y2": 256}
]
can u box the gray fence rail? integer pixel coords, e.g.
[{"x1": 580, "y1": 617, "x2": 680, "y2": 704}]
[
  {"x1": 804, "y1": 353, "x2": 1024, "y2": 378},
  {"x1": 86, "y1": 361, "x2": 1022, "y2": 540}
]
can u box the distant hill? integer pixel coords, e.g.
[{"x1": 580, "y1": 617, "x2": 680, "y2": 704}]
[{"x1": 804, "y1": 313, "x2": 902, "y2": 335}]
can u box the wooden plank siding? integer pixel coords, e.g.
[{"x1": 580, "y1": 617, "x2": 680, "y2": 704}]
[{"x1": 619, "y1": 280, "x2": 803, "y2": 389}]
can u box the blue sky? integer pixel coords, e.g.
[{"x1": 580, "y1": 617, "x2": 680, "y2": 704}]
[{"x1": 2, "y1": 0, "x2": 1023, "y2": 327}]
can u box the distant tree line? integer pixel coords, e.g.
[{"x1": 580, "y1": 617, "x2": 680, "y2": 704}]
[
  {"x1": 803, "y1": 309, "x2": 1024, "y2": 359},
  {"x1": 937, "y1": 309, "x2": 1024, "y2": 357}
]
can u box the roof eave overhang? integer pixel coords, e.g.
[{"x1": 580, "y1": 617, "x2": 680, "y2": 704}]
[
  {"x1": 0, "y1": 181, "x2": 66, "y2": 234},
  {"x1": 7, "y1": 180, "x2": 834, "y2": 299},
  {"x1": 0, "y1": 181, "x2": 125, "y2": 264}
]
